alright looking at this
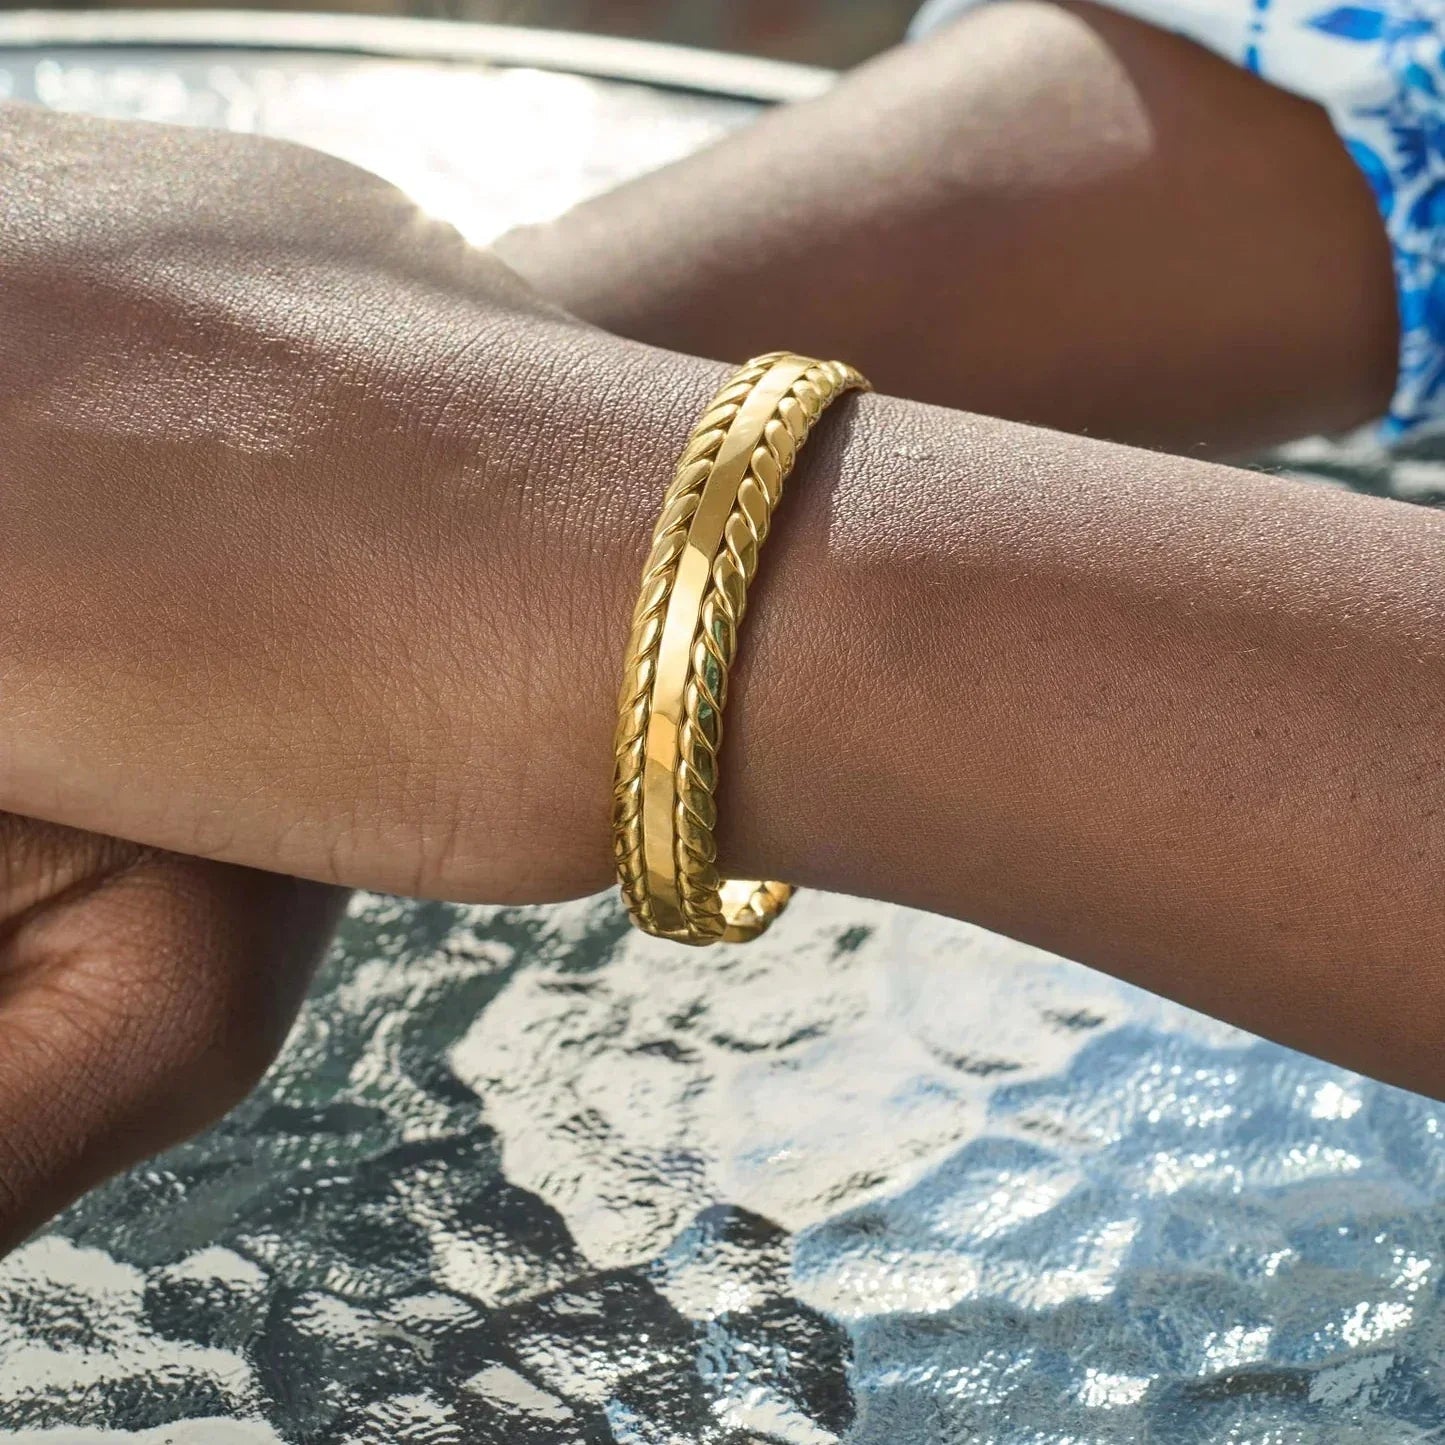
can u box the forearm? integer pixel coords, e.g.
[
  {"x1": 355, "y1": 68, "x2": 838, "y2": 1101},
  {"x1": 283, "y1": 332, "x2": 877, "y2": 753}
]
[
  {"x1": 498, "y1": 0, "x2": 1397, "y2": 454},
  {"x1": 716, "y1": 390, "x2": 1445, "y2": 1093},
  {"x1": 4, "y1": 317, "x2": 1443, "y2": 1090}
]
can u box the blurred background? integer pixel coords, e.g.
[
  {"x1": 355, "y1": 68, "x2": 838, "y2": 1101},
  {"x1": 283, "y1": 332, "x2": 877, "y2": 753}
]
[{"x1": 4, "y1": 0, "x2": 922, "y2": 67}]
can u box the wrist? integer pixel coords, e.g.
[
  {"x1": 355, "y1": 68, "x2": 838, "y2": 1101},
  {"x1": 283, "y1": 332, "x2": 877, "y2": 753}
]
[
  {"x1": 424, "y1": 324, "x2": 736, "y2": 902},
  {"x1": 402, "y1": 314, "x2": 872, "y2": 914},
  {"x1": 709, "y1": 386, "x2": 874, "y2": 898},
  {"x1": 493, "y1": 332, "x2": 865, "y2": 915}
]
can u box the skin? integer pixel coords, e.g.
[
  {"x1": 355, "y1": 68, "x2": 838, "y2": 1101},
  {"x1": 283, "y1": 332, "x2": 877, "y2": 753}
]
[
  {"x1": 0, "y1": 2, "x2": 1427, "y2": 1246},
  {"x1": 0, "y1": 821, "x2": 341, "y2": 1251},
  {"x1": 498, "y1": 0, "x2": 1399, "y2": 455}
]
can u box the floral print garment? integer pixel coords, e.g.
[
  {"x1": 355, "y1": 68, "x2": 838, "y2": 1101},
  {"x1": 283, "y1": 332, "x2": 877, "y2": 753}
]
[{"x1": 914, "y1": 0, "x2": 1445, "y2": 436}]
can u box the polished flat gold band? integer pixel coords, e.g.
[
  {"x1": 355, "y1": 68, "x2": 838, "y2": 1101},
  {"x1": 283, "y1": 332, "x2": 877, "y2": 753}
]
[{"x1": 612, "y1": 352, "x2": 869, "y2": 945}]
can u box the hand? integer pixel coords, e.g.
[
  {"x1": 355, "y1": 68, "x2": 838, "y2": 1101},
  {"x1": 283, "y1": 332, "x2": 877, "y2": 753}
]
[
  {"x1": 0, "y1": 101, "x2": 724, "y2": 905},
  {"x1": 0, "y1": 814, "x2": 341, "y2": 1252}
]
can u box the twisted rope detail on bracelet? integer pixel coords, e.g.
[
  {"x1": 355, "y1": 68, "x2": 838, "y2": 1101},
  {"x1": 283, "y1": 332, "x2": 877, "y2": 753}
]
[
  {"x1": 612, "y1": 354, "x2": 777, "y2": 934},
  {"x1": 612, "y1": 353, "x2": 868, "y2": 942}
]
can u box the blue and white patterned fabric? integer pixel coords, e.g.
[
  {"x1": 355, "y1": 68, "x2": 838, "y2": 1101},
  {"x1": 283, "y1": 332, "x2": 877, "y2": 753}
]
[{"x1": 915, "y1": 0, "x2": 1445, "y2": 436}]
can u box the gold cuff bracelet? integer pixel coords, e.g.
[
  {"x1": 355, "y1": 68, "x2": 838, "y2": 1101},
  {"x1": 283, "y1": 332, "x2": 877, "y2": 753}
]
[{"x1": 611, "y1": 352, "x2": 869, "y2": 945}]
